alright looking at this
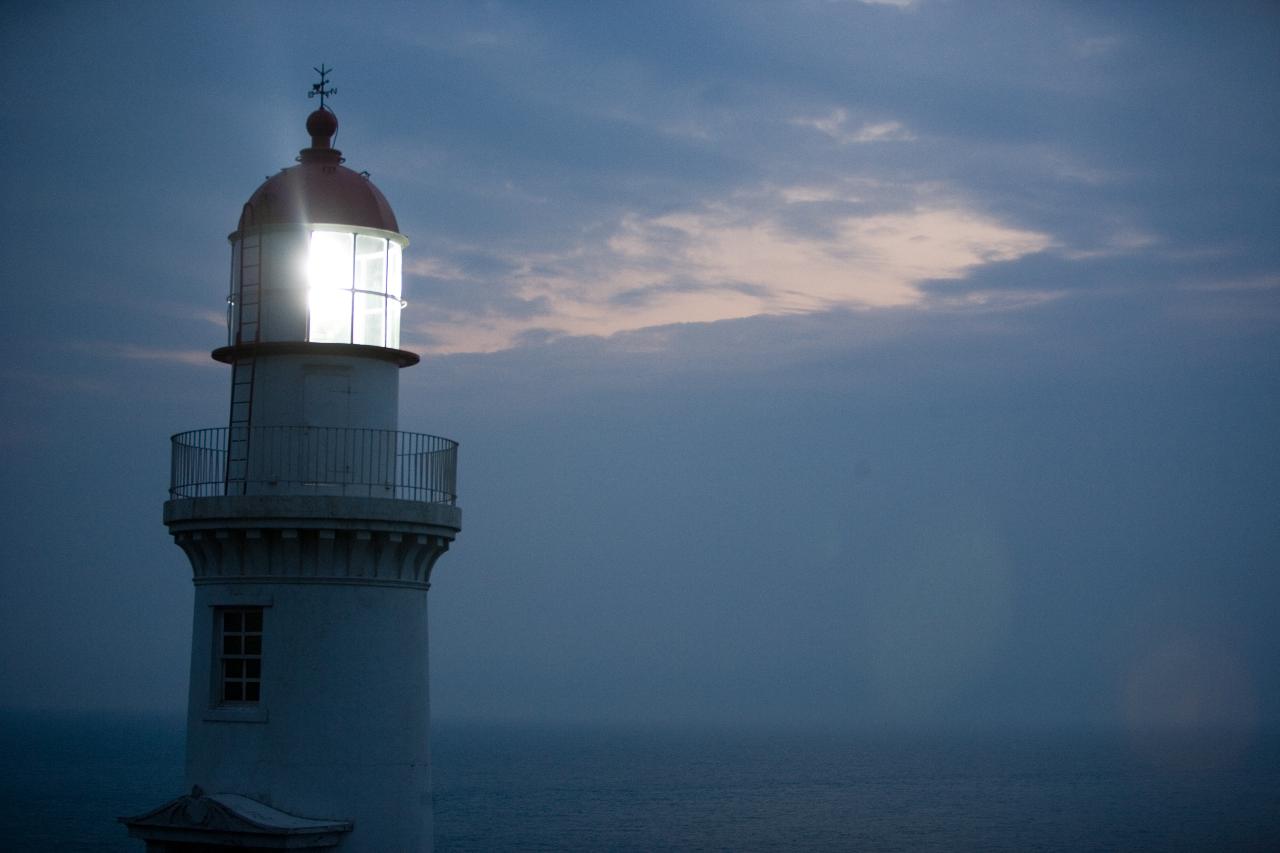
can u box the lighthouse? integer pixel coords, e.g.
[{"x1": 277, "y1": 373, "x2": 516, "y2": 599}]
[{"x1": 123, "y1": 70, "x2": 460, "y2": 852}]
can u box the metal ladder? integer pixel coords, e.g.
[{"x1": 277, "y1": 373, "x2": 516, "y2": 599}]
[{"x1": 225, "y1": 233, "x2": 261, "y2": 494}]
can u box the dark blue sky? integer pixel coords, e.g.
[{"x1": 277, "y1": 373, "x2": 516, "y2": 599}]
[{"x1": 1, "y1": 1, "x2": 1277, "y2": 735}]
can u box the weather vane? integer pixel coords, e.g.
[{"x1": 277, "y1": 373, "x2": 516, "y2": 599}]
[{"x1": 308, "y1": 64, "x2": 337, "y2": 110}]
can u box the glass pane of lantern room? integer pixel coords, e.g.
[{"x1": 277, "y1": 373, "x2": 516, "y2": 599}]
[
  {"x1": 388, "y1": 242, "x2": 402, "y2": 299},
  {"x1": 355, "y1": 235, "x2": 387, "y2": 294},
  {"x1": 228, "y1": 240, "x2": 241, "y2": 345},
  {"x1": 310, "y1": 289, "x2": 352, "y2": 343},
  {"x1": 387, "y1": 298, "x2": 401, "y2": 349},
  {"x1": 354, "y1": 291, "x2": 385, "y2": 346},
  {"x1": 308, "y1": 231, "x2": 354, "y2": 343}
]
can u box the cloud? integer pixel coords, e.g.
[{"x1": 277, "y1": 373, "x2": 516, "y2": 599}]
[
  {"x1": 1074, "y1": 35, "x2": 1122, "y2": 58},
  {"x1": 407, "y1": 257, "x2": 472, "y2": 281},
  {"x1": 1057, "y1": 227, "x2": 1158, "y2": 260},
  {"x1": 407, "y1": 183, "x2": 1051, "y2": 353},
  {"x1": 849, "y1": 120, "x2": 916, "y2": 143},
  {"x1": 1164, "y1": 273, "x2": 1280, "y2": 329},
  {"x1": 99, "y1": 344, "x2": 218, "y2": 367},
  {"x1": 1179, "y1": 274, "x2": 1280, "y2": 294},
  {"x1": 0, "y1": 367, "x2": 117, "y2": 397},
  {"x1": 791, "y1": 108, "x2": 917, "y2": 144}
]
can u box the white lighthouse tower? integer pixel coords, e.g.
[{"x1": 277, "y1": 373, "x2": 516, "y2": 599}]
[{"x1": 124, "y1": 70, "x2": 460, "y2": 852}]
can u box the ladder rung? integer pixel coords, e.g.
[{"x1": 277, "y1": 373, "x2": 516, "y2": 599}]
[{"x1": 226, "y1": 349, "x2": 256, "y2": 487}]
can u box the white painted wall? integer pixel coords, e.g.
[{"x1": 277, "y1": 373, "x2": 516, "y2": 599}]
[
  {"x1": 186, "y1": 580, "x2": 434, "y2": 852},
  {"x1": 250, "y1": 353, "x2": 400, "y2": 432}
]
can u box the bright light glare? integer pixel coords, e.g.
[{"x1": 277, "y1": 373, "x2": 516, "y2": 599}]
[
  {"x1": 304, "y1": 229, "x2": 402, "y2": 347},
  {"x1": 308, "y1": 231, "x2": 354, "y2": 342}
]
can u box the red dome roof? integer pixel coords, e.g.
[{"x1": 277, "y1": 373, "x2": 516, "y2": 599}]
[{"x1": 237, "y1": 109, "x2": 399, "y2": 234}]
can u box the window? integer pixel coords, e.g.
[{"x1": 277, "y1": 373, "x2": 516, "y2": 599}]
[
  {"x1": 219, "y1": 607, "x2": 263, "y2": 703},
  {"x1": 387, "y1": 242, "x2": 402, "y2": 349},
  {"x1": 307, "y1": 231, "x2": 355, "y2": 343},
  {"x1": 305, "y1": 229, "x2": 404, "y2": 347}
]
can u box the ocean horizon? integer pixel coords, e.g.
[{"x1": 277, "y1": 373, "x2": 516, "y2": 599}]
[{"x1": 2, "y1": 710, "x2": 1277, "y2": 851}]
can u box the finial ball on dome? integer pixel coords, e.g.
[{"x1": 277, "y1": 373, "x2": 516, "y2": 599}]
[{"x1": 306, "y1": 108, "x2": 339, "y2": 148}]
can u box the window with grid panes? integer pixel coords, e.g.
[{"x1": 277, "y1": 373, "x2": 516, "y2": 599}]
[
  {"x1": 219, "y1": 608, "x2": 263, "y2": 703},
  {"x1": 304, "y1": 229, "x2": 404, "y2": 346}
]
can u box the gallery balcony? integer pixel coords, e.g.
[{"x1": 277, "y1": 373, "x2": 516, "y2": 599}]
[{"x1": 169, "y1": 426, "x2": 458, "y2": 505}]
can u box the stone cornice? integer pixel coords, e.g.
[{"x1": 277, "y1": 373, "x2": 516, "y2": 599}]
[
  {"x1": 165, "y1": 495, "x2": 459, "y2": 589},
  {"x1": 172, "y1": 526, "x2": 448, "y2": 589},
  {"x1": 164, "y1": 494, "x2": 461, "y2": 533}
]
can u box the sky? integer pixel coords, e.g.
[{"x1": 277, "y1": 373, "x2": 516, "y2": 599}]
[{"x1": 1, "y1": 1, "x2": 1278, "y2": 738}]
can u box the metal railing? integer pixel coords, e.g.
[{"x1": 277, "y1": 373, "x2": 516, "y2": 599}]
[{"x1": 170, "y1": 426, "x2": 457, "y2": 504}]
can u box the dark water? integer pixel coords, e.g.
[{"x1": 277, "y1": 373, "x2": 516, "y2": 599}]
[{"x1": 3, "y1": 712, "x2": 1278, "y2": 851}]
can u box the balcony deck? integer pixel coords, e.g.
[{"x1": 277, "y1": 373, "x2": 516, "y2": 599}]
[{"x1": 170, "y1": 426, "x2": 457, "y2": 505}]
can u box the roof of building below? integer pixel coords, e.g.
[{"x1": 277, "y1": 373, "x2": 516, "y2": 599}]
[{"x1": 120, "y1": 787, "x2": 353, "y2": 849}]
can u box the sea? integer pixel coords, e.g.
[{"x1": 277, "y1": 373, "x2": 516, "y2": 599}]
[{"x1": 2, "y1": 712, "x2": 1277, "y2": 852}]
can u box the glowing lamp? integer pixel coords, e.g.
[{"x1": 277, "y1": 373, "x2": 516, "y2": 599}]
[{"x1": 306, "y1": 228, "x2": 404, "y2": 347}]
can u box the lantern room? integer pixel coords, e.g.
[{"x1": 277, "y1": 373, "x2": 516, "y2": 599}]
[{"x1": 220, "y1": 105, "x2": 412, "y2": 360}]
